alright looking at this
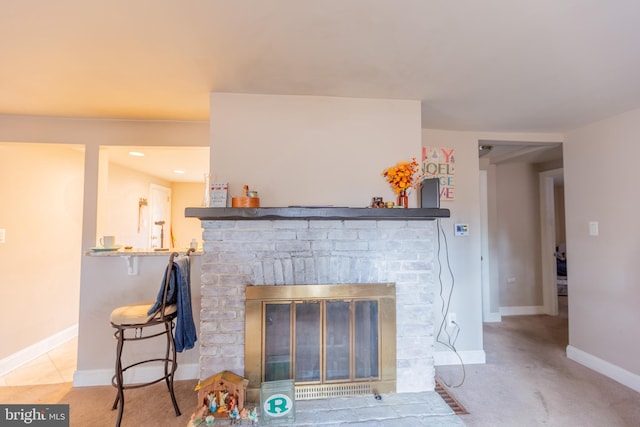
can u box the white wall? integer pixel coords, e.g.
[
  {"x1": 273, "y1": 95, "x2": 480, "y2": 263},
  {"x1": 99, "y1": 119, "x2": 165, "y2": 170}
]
[
  {"x1": 422, "y1": 129, "x2": 485, "y2": 360},
  {"x1": 0, "y1": 143, "x2": 83, "y2": 360},
  {"x1": 495, "y1": 162, "x2": 543, "y2": 307},
  {"x1": 0, "y1": 114, "x2": 209, "y2": 383},
  {"x1": 208, "y1": 97, "x2": 564, "y2": 365},
  {"x1": 564, "y1": 109, "x2": 640, "y2": 388},
  {"x1": 483, "y1": 161, "x2": 501, "y2": 318},
  {"x1": 75, "y1": 254, "x2": 202, "y2": 385},
  {"x1": 171, "y1": 182, "x2": 204, "y2": 249},
  {"x1": 2, "y1": 103, "x2": 637, "y2": 392},
  {"x1": 210, "y1": 93, "x2": 422, "y2": 207},
  {"x1": 0, "y1": 111, "x2": 580, "y2": 386}
]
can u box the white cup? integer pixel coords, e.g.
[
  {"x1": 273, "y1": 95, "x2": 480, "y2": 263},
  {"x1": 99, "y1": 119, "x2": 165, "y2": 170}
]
[{"x1": 100, "y1": 235, "x2": 116, "y2": 248}]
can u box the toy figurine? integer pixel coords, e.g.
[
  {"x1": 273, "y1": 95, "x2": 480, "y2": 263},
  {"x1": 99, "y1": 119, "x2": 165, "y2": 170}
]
[
  {"x1": 229, "y1": 406, "x2": 240, "y2": 425},
  {"x1": 216, "y1": 390, "x2": 229, "y2": 412},
  {"x1": 188, "y1": 405, "x2": 208, "y2": 427},
  {"x1": 207, "y1": 392, "x2": 217, "y2": 413},
  {"x1": 248, "y1": 407, "x2": 258, "y2": 426}
]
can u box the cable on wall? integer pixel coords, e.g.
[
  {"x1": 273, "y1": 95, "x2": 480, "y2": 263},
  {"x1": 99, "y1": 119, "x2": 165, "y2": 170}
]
[{"x1": 434, "y1": 217, "x2": 466, "y2": 388}]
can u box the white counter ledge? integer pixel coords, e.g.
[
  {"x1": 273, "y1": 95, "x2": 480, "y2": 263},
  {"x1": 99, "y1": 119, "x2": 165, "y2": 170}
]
[
  {"x1": 84, "y1": 248, "x2": 202, "y2": 275},
  {"x1": 85, "y1": 248, "x2": 203, "y2": 257}
]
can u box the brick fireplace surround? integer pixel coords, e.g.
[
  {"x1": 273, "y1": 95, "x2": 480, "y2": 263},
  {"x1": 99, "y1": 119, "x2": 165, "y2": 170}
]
[{"x1": 185, "y1": 207, "x2": 450, "y2": 398}]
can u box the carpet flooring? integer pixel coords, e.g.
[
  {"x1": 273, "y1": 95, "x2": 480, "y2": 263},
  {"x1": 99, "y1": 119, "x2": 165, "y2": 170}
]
[
  {"x1": 0, "y1": 380, "x2": 199, "y2": 426},
  {"x1": 3, "y1": 297, "x2": 639, "y2": 426},
  {"x1": 437, "y1": 296, "x2": 640, "y2": 427},
  {"x1": 0, "y1": 382, "x2": 464, "y2": 426}
]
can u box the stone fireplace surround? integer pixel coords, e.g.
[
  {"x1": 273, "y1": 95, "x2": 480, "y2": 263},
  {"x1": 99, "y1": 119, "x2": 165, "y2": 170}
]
[{"x1": 185, "y1": 207, "x2": 449, "y2": 400}]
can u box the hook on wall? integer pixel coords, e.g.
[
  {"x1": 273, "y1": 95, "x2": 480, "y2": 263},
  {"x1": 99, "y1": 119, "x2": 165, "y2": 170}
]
[{"x1": 138, "y1": 198, "x2": 148, "y2": 233}]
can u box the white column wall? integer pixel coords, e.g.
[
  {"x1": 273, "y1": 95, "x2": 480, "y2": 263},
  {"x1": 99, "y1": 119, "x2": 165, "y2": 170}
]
[{"x1": 209, "y1": 93, "x2": 422, "y2": 208}]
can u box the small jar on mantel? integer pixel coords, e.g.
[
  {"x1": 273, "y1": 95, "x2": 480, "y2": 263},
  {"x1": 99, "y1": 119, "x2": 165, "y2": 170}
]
[{"x1": 397, "y1": 189, "x2": 409, "y2": 208}]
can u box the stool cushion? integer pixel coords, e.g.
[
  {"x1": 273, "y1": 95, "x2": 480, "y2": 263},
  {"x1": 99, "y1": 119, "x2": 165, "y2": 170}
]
[{"x1": 110, "y1": 300, "x2": 177, "y2": 326}]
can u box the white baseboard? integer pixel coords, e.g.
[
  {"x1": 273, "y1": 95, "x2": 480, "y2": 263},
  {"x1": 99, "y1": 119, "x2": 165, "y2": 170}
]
[
  {"x1": 0, "y1": 324, "x2": 78, "y2": 377},
  {"x1": 73, "y1": 362, "x2": 199, "y2": 387},
  {"x1": 484, "y1": 312, "x2": 502, "y2": 323},
  {"x1": 434, "y1": 350, "x2": 486, "y2": 366},
  {"x1": 566, "y1": 345, "x2": 640, "y2": 394},
  {"x1": 500, "y1": 305, "x2": 545, "y2": 316}
]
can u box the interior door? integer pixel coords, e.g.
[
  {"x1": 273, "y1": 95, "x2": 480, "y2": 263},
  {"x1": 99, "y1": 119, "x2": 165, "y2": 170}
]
[{"x1": 149, "y1": 184, "x2": 171, "y2": 249}]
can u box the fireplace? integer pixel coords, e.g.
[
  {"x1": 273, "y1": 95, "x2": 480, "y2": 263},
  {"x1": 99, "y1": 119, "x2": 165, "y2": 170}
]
[
  {"x1": 185, "y1": 207, "x2": 449, "y2": 403},
  {"x1": 245, "y1": 283, "x2": 396, "y2": 400}
]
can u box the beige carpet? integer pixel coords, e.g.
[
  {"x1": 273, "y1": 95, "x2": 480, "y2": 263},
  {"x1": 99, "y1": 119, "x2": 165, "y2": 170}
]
[
  {"x1": 437, "y1": 296, "x2": 640, "y2": 427},
  {"x1": 4, "y1": 297, "x2": 640, "y2": 426},
  {"x1": 0, "y1": 381, "x2": 465, "y2": 426},
  {"x1": 0, "y1": 380, "x2": 200, "y2": 427}
]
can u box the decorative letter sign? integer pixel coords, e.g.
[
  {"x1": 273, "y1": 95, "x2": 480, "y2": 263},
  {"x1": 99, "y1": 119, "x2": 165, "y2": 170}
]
[
  {"x1": 263, "y1": 393, "x2": 293, "y2": 417},
  {"x1": 210, "y1": 183, "x2": 229, "y2": 207},
  {"x1": 422, "y1": 147, "x2": 455, "y2": 201}
]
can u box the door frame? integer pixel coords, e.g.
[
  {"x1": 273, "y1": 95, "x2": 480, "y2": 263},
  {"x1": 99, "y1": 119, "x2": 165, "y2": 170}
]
[
  {"x1": 149, "y1": 184, "x2": 172, "y2": 249},
  {"x1": 539, "y1": 168, "x2": 563, "y2": 316},
  {"x1": 480, "y1": 169, "x2": 501, "y2": 322}
]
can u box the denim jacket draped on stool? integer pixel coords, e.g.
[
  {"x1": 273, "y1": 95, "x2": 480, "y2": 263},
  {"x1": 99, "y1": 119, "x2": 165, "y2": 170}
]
[{"x1": 147, "y1": 256, "x2": 197, "y2": 352}]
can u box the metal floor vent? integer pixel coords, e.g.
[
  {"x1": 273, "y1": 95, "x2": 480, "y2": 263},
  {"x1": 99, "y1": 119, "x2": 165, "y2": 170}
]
[
  {"x1": 435, "y1": 379, "x2": 469, "y2": 415},
  {"x1": 295, "y1": 383, "x2": 372, "y2": 400}
]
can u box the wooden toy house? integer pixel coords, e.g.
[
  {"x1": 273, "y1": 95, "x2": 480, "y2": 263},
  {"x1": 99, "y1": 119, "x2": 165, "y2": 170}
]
[{"x1": 194, "y1": 370, "x2": 249, "y2": 418}]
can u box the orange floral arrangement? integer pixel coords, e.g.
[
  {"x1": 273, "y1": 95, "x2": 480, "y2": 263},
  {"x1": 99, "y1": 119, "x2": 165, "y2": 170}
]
[{"x1": 382, "y1": 157, "x2": 422, "y2": 194}]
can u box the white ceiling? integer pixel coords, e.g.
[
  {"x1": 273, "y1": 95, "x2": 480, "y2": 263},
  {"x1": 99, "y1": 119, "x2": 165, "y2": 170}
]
[
  {"x1": 478, "y1": 141, "x2": 563, "y2": 165},
  {"x1": 5, "y1": 1, "x2": 640, "y2": 173},
  {"x1": 2, "y1": 1, "x2": 640, "y2": 133},
  {"x1": 105, "y1": 146, "x2": 209, "y2": 183}
]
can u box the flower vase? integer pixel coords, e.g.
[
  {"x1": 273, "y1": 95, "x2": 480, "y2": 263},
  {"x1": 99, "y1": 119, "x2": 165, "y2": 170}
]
[{"x1": 397, "y1": 190, "x2": 409, "y2": 208}]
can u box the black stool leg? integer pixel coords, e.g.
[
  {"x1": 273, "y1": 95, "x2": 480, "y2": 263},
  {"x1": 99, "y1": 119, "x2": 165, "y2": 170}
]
[
  {"x1": 110, "y1": 318, "x2": 181, "y2": 425},
  {"x1": 165, "y1": 320, "x2": 181, "y2": 416},
  {"x1": 112, "y1": 327, "x2": 125, "y2": 427}
]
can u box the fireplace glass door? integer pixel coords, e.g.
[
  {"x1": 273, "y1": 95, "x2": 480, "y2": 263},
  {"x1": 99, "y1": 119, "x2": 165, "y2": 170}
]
[
  {"x1": 246, "y1": 283, "x2": 396, "y2": 400},
  {"x1": 263, "y1": 299, "x2": 379, "y2": 385},
  {"x1": 264, "y1": 303, "x2": 291, "y2": 382}
]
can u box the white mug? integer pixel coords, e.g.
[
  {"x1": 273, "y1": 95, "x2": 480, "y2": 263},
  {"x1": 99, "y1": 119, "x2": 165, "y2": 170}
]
[{"x1": 100, "y1": 235, "x2": 116, "y2": 248}]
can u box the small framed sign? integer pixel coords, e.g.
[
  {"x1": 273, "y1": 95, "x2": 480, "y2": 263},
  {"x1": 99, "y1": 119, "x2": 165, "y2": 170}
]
[{"x1": 210, "y1": 183, "x2": 229, "y2": 207}]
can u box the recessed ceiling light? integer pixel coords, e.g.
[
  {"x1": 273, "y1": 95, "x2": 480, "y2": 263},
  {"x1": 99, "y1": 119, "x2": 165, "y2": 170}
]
[
  {"x1": 129, "y1": 151, "x2": 144, "y2": 157},
  {"x1": 174, "y1": 169, "x2": 185, "y2": 174}
]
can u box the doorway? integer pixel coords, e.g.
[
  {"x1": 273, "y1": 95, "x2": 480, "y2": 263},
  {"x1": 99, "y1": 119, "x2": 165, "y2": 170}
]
[
  {"x1": 97, "y1": 145, "x2": 209, "y2": 250},
  {"x1": 478, "y1": 140, "x2": 565, "y2": 320}
]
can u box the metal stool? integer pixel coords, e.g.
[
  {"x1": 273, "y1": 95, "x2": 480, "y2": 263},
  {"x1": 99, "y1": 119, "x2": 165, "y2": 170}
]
[{"x1": 109, "y1": 250, "x2": 192, "y2": 427}]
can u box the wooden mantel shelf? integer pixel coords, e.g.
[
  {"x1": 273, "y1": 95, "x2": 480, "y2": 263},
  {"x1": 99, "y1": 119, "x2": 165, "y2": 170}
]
[{"x1": 185, "y1": 206, "x2": 450, "y2": 221}]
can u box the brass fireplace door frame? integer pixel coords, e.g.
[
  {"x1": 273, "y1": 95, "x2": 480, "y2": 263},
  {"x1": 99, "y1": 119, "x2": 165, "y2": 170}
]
[{"x1": 245, "y1": 283, "x2": 396, "y2": 401}]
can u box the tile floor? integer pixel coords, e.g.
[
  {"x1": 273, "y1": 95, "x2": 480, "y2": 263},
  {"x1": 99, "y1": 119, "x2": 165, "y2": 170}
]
[{"x1": 0, "y1": 336, "x2": 77, "y2": 387}]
